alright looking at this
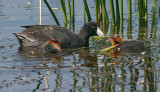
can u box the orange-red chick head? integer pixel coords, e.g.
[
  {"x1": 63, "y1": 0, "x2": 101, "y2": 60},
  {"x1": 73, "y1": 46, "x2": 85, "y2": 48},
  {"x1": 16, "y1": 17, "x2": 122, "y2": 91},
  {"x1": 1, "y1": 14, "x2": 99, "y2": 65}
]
[
  {"x1": 49, "y1": 39, "x2": 61, "y2": 44},
  {"x1": 109, "y1": 37, "x2": 116, "y2": 45},
  {"x1": 113, "y1": 34, "x2": 123, "y2": 43},
  {"x1": 109, "y1": 35, "x2": 123, "y2": 45}
]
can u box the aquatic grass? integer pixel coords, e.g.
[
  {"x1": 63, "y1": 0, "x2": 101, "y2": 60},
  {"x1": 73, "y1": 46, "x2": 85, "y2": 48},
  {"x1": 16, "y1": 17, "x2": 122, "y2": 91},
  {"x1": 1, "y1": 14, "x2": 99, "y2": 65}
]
[
  {"x1": 115, "y1": 0, "x2": 120, "y2": 21},
  {"x1": 95, "y1": 0, "x2": 100, "y2": 23},
  {"x1": 101, "y1": 0, "x2": 109, "y2": 24},
  {"x1": 150, "y1": 4, "x2": 157, "y2": 38},
  {"x1": 127, "y1": 0, "x2": 132, "y2": 20},
  {"x1": 120, "y1": 22, "x2": 123, "y2": 36},
  {"x1": 153, "y1": 0, "x2": 157, "y2": 7},
  {"x1": 68, "y1": 0, "x2": 71, "y2": 29},
  {"x1": 83, "y1": 0, "x2": 92, "y2": 21},
  {"x1": 60, "y1": 0, "x2": 67, "y2": 24},
  {"x1": 84, "y1": 4, "x2": 86, "y2": 24},
  {"x1": 43, "y1": 0, "x2": 60, "y2": 26},
  {"x1": 138, "y1": 0, "x2": 145, "y2": 20},
  {"x1": 43, "y1": 0, "x2": 157, "y2": 34},
  {"x1": 144, "y1": 0, "x2": 148, "y2": 21},
  {"x1": 72, "y1": 0, "x2": 75, "y2": 22},
  {"x1": 120, "y1": 0, "x2": 123, "y2": 24},
  {"x1": 101, "y1": 44, "x2": 120, "y2": 52},
  {"x1": 68, "y1": 0, "x2": 71, "y2": 22},
  {"x1": 115, "y1": 23, "x2": 120, "y2": 34},
  {"x1": 127, "y1": 19, "x2": 132, "y2": 39},
  {"x1": 109, "y1": 0, "x2": 115, "y2": 25}
]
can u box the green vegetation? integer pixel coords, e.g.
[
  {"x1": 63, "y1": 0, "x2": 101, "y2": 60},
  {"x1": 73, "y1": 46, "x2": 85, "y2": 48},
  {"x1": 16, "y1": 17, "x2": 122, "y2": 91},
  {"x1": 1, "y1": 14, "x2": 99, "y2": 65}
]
[
  {"x1": 43, "y1": 0, "x2": 60, "y2": 26},
  {"x1": 43, "y1": 0, "x2": 158, "y2": 36}
]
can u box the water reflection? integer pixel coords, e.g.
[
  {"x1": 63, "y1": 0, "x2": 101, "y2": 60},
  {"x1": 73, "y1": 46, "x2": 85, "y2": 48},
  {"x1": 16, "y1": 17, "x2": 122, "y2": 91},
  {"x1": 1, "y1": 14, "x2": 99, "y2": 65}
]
[{"x1": 10, "y1": 37, "x2": 160, "y2": 92}]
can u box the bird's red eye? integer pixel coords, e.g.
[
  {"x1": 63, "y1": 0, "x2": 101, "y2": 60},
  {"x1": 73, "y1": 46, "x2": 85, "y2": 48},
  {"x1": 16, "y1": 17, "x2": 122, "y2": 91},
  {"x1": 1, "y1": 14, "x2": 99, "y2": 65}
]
[
  {"x1": 53, "y1": 40, "x2": 58, "y2": 43},
  {"x1": 50, "y1": 39, "x2": 55, "y2": 42},
  {"x1": 92, "y1": 26, "x2": 96, "y2": 29},
  {"x1": 51, "y1": 39, "x2": 60, "y2": 43}
]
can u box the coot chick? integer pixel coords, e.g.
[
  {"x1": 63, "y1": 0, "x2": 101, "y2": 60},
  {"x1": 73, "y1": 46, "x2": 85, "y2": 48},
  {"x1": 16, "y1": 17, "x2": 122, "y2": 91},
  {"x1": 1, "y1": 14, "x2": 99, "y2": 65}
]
[
  {"x1": 13, "y1": 22, "x2": 104, "y2": 48},
  {"x1": 40, "y1": 38, "x2": 61, "y2": 53},
  {"x1": 19, "y1": 39, "x2": 61, "y2": 54},
  {"x1": 109, "y1": 35, "x2": 145, "y2": 52}
]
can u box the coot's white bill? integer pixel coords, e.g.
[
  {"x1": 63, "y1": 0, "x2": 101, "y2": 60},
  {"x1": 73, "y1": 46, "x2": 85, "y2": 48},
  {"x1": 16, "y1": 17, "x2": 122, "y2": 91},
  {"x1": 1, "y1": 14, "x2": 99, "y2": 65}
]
[{"x1": 97, "y1": 27, "x2": 104, "y2": 37}]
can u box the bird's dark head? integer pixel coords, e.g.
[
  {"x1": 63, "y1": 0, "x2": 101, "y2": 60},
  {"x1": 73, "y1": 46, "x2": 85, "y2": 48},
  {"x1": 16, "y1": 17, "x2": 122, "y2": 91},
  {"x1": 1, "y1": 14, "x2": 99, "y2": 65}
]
[{"x1": 79, "y1": 22, "x2": 104, "y2": 37}]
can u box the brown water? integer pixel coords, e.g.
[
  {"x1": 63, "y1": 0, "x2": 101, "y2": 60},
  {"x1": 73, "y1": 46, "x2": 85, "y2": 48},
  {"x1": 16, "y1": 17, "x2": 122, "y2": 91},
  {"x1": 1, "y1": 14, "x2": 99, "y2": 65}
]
[{"x1": 0, "y1": 0, "x2": 160, "y2": 92}]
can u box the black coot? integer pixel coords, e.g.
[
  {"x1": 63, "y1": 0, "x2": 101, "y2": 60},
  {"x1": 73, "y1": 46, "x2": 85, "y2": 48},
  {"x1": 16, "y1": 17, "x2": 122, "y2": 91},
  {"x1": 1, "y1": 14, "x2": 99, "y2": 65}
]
[{"x1": 14, "y1": 22, "x2": 104, "y2": 48}]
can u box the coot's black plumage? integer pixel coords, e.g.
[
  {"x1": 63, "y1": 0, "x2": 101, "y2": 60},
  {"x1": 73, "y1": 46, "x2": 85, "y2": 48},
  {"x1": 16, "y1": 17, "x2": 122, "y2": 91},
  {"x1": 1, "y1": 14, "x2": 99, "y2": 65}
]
[{"x1": 14, "y1": 22, "x2": 104, "y2": 48}]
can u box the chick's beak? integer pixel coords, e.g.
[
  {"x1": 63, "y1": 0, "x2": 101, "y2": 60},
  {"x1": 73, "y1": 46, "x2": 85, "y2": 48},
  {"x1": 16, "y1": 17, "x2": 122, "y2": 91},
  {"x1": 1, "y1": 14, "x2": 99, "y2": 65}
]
[
  {"x1": 109, "y1": 38, "x2": 115, "y2": 45},
  {"x1": 50, "y1": 41, "x2": 62, "y2": 51}
]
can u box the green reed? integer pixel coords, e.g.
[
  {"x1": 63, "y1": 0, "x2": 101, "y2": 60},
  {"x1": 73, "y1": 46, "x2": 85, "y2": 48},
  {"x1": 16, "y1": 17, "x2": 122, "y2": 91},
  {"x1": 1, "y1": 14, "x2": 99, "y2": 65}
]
[
  {"x1": 150, "y1": 2, "x2": 157, "y2": 38},
  {"x1": 84, "y1": 5, "x2": 86, "y2": 24},
  {"x1": 95, "y1": 0, "x2": 99, "y2": 23},
  {"x1": 153, "y1": 0, "x2": 157, "y2": 7},
  {"x1": 127, "y1": 0, "x2": 132, "y2": 20},
  {"x1": 43, "y1": 0, "x2": 157, "y2": 35},
  {"x1": 101, "y1": 0, "x2": 109, "y2": 24},
  {"x1": 138, "y1": 0, "x2": 145, "y2": 20},
  {"x1": 68, "y1": 0, "x2": 71, "y2": 22},
  {"x1": 60, "y1": 0, "x2": 67, "y2": 23},
  {"x1": 120, "y1": 0, "x2": 123, "y2": 24},
  {"x1": 115, "y1": 0, "x2": 120, "y2": 21},
  {"x1": 83, "y1": 0, "x2": 91, "y2": 21},
  {"x1": 72, "y1": 0, "x2": 75, "y2": 22},
  {"x1": 144, "y1": 0, "x2": 147, "y2": 21},
  {"x1": 43, "y1": 0, "x2": 60, "y2": 26},
  {"x1": 109, "y1": 0, "x2": 115, "y2": 25}
]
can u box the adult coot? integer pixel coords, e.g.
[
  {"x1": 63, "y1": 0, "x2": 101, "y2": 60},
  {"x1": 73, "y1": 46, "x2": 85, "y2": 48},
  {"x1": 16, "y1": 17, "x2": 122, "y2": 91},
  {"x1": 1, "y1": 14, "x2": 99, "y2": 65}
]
[
  {"x1": 109, "y1": 34, "x2": 145, "y2": 52},
  {"x1": 14, "y1": 22, "x2": 104, "y2": 48}
]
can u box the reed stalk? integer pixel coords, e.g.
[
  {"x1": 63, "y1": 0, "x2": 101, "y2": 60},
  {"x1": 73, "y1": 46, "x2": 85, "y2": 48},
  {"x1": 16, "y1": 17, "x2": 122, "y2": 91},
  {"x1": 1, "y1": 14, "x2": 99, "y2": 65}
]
[
  {"x1": 127, "y1": 0, "x2": 132, "y2": 20},
  {"x1": 60, "y1": 0, "x2": 67, "y2": 23},
  {"x1": 43, "y1": 0, "x2": 60, "y2": 26},
  {"x1": 153, "y1": 0, "x2": 157, "y2": 7},
  {"x1": 101, "y1": 0, "x2": 109, "y2": 23},
  {"x1": 138, "y1": 0, "x2": 145, "y2": 20},
  {"x1": 83, "y1": 0, "x2": 92, "y2": 21},
  {"x1": 127, "y1": 19, "x2": 132, "y2": 39},
  {"x1": 39, "y1": 0, "x2": 42, "y2": 25},
  {"x1": 144, "y1": 0, "x2": 147, "y2": 22},
  {"x1": 109, "y1": 0, "x2": 115, "y2": 25},
  {"x1": 68, "y1": 0, "x2": 71, "y2": 22},
  {"x1": 120, "y1": 0, "x2": 123, "y2": 24},
  {"x1": 95, "y1": 0, "x2": 99, "y2": 23},
  {"x1": 150, "y1": 4, "x2": 157, "y2": 38},
  {"x1": 120, "y1": 22, "x2": 123, "y2": 36},
  {"x1": 115, "y1": 0, "x2": 120, "y2": 21},
  {"x1": 84, "y1": 4, "x2": 86, "y2": 24},
  {"x1": 72, "y1": 0, "x2": 74, "y2": 22}
]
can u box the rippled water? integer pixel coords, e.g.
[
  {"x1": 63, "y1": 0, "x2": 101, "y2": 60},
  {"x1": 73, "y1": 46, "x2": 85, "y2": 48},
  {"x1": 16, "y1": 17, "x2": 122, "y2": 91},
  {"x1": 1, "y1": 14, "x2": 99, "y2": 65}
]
[{"x1": 0, "y1": 0, "x2": 160, "y2": 92}]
